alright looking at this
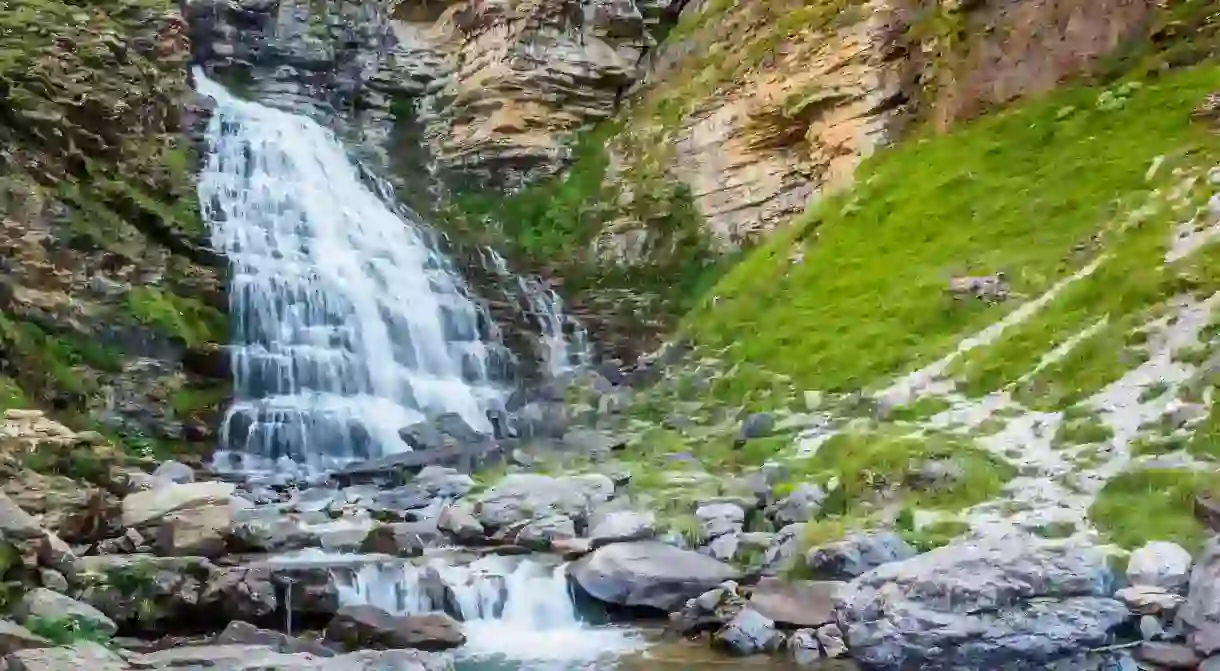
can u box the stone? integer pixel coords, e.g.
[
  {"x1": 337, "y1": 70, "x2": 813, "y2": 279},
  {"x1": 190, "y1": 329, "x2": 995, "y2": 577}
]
[
  {"x1": 804, "y1": 531, "x2": 915, "y2": 579},
  {"x1": 1179, "y1": 538, "x2": 1220, "y2": 653},
  {"x1": 760, "y1": 523, "x2": 805, "y2": 575},
  {"x1": 1140, "y1": 614, "x2": 1165, "y2": 640},
  {"x1": 767, "y1": 483, "x2": 824, "y2": 526},
  {"x1": 0, "y1": 493, "x2": 45, "y2": 540},
  {"x1": 516, "y1": 515, "x2": 576, "y2": 551},
  {"x1": 1114, "y1": 585, "x2": 1185, "y2": 615},
  {"x1": 836, "y1": 535, "x2": 1131, "y2": 668},
  {"x1": 747, "y1": 578, "x2": 843, "y2": 628},
  {"x1": 37, "y1": 569, "x2": 68, "y2": 594},
  {"x1": 324, "y1": 605, "x2": 465, "y2": 652},
  {"x1": 694, "y1": 502, "x2": 744, "y2": 539},
  {"x1": 128, "y1": 644, "x2": 451, "y2": 669},
  {"x1": 412, "y1": 466, "x2": 475, "y2": 499},
  {"x1": 815, "y1": 623, "x2": 848, "y2": 659},
  {"x1": 1128, "y1": 541, "x2": 1193, "y2": 590},
  {"x1": 589, "y1": 510, "x2": 655, "y2": 548},
  {"x1": 154, "y1": 503, "x2": 232, "y2": 557},
  {"x1": 437, "y1": 505, "x2": 484, "y2": 542},
  {"x1": 152, "y1": 461, "x2": 195, "y2": 484},
  {"x1": 569, "y1": 541, "x2": 741, "y2": 611},
  {"x1": 703, "y1": 533, "x2": 740, "y2": 562},
  {"x1": 1135, "y1": 641, "x2": 1201, "y2": 668},
  {"x1": 6, "y1": 641, "x2": 127, "y2": 671},
  {"x1": 14, "y1": 588, "x2": 117, "y2": 636},
  {"x1": 360, "y1": 525, "x2": 425, "y2": 557},
  {"x1": 788, "y1": 628, "x2": 823, "y2": 666},
  {"x1": 215, "y1": 621, "x2": 335, "y2": 656},
  {"x1": 200, "y1": 567, "x2": 278, "y2": 621},
  {"x1": 473, "y1": 474, "x2": 614, "y2": 528},
  {"x1": 714, "y1": 607, "x2": 783, "y2": 655},
  {"x1": 121, "y1": 481, "x2": 236, "y2": 528},
  {"x1": 0, "y1": 621, "x2": 51, "y2": 655},
  {"x1": 737, "y1": 412, "x2": 775, "y2": 441}
]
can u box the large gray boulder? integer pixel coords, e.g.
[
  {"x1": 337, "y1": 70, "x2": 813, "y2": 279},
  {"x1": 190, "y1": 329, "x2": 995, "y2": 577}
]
[
  {"x1": 589, "y1": 511, "x2": 656, "y2": 548},
  {"x1": 804, "y1": 531, "x2": 915, "y2": 579},
  {"x1": 473, "y1": 474, "x2": 614, "y2": 528},
  {"x1": 121, "y1": 481, "x2": 236, "y2": 528},
  {"x1": 14, "y1": 588, "x2": 117, "y2": 636},
  {"x1": 569, "y1": 541, "x2": 740, "y2": 611},
  {"x1": 714, "y1": 607, "x2": 783, "y2": 655},
  {"x1": 1179, "y1": 538, "x2": 1220, "y2": 653},
  {"x1": 0, "y1": 620, "x2": 51, "y2": 655},
  {"x1": 1128, "y1": 541, "x2": 1192, "y2": 591},
  {"x1": 7, "y1": 641, "x2": 127, "y2": 671},
  {"x1": 127, "y1": 643, "x2": 454, "y2": 669},
  {"x1": 836, "y1": 535, "x2": 1131, "y2": 669},
  {"x1": 324, "y1": 605, "x2": 465, "y2": 652}
]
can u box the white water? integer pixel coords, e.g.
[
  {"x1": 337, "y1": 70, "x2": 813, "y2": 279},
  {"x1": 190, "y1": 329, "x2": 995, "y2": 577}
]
[
  {"x1": 482, "y1": 249, "x2": 590, "y2": 378},
  {"x1": 195, "y1": 71, "x2": 507, "y2": 472},
  {"x1": 336, "y1": 555, "x2": 643, "y2": 667}
]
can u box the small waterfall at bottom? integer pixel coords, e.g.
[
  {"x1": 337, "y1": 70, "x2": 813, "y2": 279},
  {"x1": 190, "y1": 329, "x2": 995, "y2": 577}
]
[{"x1": 335, "y1": 555, "x2": 644, "y2": 668}]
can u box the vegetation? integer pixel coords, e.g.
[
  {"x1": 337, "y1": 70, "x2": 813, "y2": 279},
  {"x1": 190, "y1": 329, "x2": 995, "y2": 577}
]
[
  {"x1": 25, "y1": 616, "x2": 112, "y2": 646},
  {"x1": 125, "y1": 287, "x2": 226, "y2": 348},
  {"x1": 1090, "y1": 468, "x2": 1220, "y2": 551}
]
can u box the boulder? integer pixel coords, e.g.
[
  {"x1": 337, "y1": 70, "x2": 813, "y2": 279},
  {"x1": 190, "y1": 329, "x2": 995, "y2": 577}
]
[
  {"x1": 14, "y1": 588, "x2": 117, "y2": 636},
  {"x1": 473, "y1": 474, "x2": 613, "y2": 528},
  {"x1": 516, "y1": 515, "x2": 576, "y2": 551},
  {"x1": 6, "y1": 641, "x2": 127, "y2": 671},
  {"x1": 569, "y1": 541, "x2": 741, "y2": 611},
  {"x1": 360, "y1": 525, "x2": 425, "y2": 557},
  {"x1": 747, "y1": 578, "x2": 843, "y2": 628},
  {"x1": 737, "y1": 412, "x2": 775, "y2": 441},
  {"x1": 324, "y1": 605, "x2": 465, "y2": 652},
  {"x1": 836, "y1": 535, "x2": 1131, "y2": 669},
  {"x1": 788, "y1": 628, "x2": 823, "y2": 666},
  {"x1": 767, "y1": 484, "x2": 825, "y2": 526},
  {"x1": 694, "y1": 502, "x2": 744, "y2": 539},
  {"x1": 0, "y1": 620, "x2": 51, "y2": 655},
  {"x1": 129, "y1": 644, "x2": 451, "y2": 669},
  {"x1": 1136, "y1": 641, "x2": 1201, "y2": 668},
  {"x1": 760, "y1": 523, "x2": 805, "y2": 575},
  {"x1": 714, "y1": 608, "x2": 783, "y2": 655},
  {"x1": 412, "y1": 466, "x2": 475, "y2": 499},
  {"x1": 1128, "y1": 541, "x2": 1192, "y2": 591},
  {"x1": 0, "y1": 492, "x2": 46, "y2": 540},
  {"x1": 154, "y1": 504, "x2": 232, "y2": 557},
  {"x1": 1180, "y1": 538, "x2": 1220, "y2": 654},
  {"x1": 121, "y1": 481, "x2": 236, "y2": 528},
  {"x1": 437, "y1": 504, "x2": 484, "y2": 542},
  {"x1": 151, "y1": 461, "x2": 195, "y2": 485},
  {"x1": 815, "y1": 622, "x2": 848, "y2": 659},
  {"x1": 1115, "y1": 585, "x2": 1185, "y2": 616},
  {"x1": 214, "y1": 621, "x2": 335, "y2": 656},
  {"x1": 804, "y1": 531, "x2": 915, "y2": 579},
  {"x1": 589, "y1": 511, "x2": 655, "y2": 548},
  {"x1": 200, "y1": 567, "x2": 278, "y2": 621}
]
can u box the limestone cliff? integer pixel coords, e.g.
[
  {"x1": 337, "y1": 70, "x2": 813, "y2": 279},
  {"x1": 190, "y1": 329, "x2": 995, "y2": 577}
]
[{"x1": 0, "y1": 0, "x2": 227, "y2": 457}]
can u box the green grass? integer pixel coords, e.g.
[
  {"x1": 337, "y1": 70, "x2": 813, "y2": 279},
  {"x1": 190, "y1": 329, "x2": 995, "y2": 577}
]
[
  {"x1": 1054, "y1": 415, "x2": 1114, "y2": 447},
  {"x1": 1090, "y1": 468, "x2": 1220, "y2": 551},
  {"x1": 125, "y1": 287, "x2": 226, "y2": 347},
  {"x1": 24, "y1": 616, "x2": 112, "y2": 646},
  {"x1": 682, "y1": 66, "x2": 1220, "y2": 406}
]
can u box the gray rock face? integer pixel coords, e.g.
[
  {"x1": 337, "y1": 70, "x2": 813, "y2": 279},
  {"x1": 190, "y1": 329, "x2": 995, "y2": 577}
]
[
  {"x1": 201, "y1": 567, "x2": 278, "y2": 621},
  {"x1": 714, "y1": 608, "x2": 783, "y2": 655},
  {"x1": 154, "y1": 503, "x2": 232, "y2": 557},
  {"x1": 569, "y1": 541, "x2": 741, "y2": 611},
  {"x1": 804, "y1": 531, "x2": 915, "y2": 579},
  {"x1": 121, "y1": 481, "x2": 236, "y2": 528},
  {"x1": 516, "y1": 515, "x2": 577, "y2": 550},
  {"x1": 747, "y1": 578, "x2": 842, "y2": 629},
  {"x1": 836, "y1": 536, "x2": 1131, "y2": 669},
  {"x1": 127, "y1": 643, "x2": 454, "y2": 669},
  {"x1": 1128, "y1": 541, "x2": 1192, "y2": 591},
  {"x1": 473, "y1": 474, "x2": 614, "y2": 528},
  {"x1": 324, "y1": 605, "x2": 465, "y2": 652},
  {"x1": 152, "y1": 461, "x2": 195, "y2": 485},
  {"x1": 767, "y1": 483, "x2": 825, "y2": 526},
  {"x1": 437, "y1": 505, "x2": 484, "y2": 542},
  {"x1": 14, "y1": 588, "x2": 117, "y2": 636},
  {"x1": 760, "y1": 523, "x2": 806, "y2": 575},
  {"x1": 0, "y1": 620, "x2": 51, "y2": 655},
  {"x1": 215, "y1": 621, "x2": 335, "y2": 656},
  {"x1": 694, "y1": 502, "x2": 745, "y2": 539},
  {"x1": 589, "y1": 510, "x2": 656, "y2": 548},
  {"x1": 360, "y1": 525, "x2": 426, "y2": 557},
  {"x1": 788, "y1": 628, "x2": 823, "y2": 666},
  {"x1": 738, "y1": 412, "x2": 776, "y2": 441},
  {"x1": 7, "y1": 641, "x2": 127, "y2": 671},
  {"x1": 0, "y1": 492, "x2": 46, "y2": 540},
  {"x1": 1180, "y1": 538, "x2": 1220, "y2": 653}
]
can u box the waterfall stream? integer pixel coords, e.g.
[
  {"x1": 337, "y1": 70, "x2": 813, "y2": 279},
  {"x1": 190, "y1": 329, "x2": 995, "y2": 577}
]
[
  {"x1": 195, "y1": 71, "x2": 512, "y2": 474},
  {"x1": 335, "y1": 555, "x2": 644, "y2": 668}
]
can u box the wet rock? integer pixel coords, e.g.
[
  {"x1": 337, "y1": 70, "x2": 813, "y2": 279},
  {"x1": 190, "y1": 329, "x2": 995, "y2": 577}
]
[
  {"x1": 838, "y1": 535, "x2": 1130, "y2": 668},
  {"x1": 7, "y1": 641, "x2": 127, "y2": 670},
  {"x1": 516, "y1": 515, "x2": 576, "y2": 551},
  {"x1": 129, "y1": 643, "x2": 451, "y2": 669},
  {"x1": 1136, "y1": 641, "x2": 1201, "y2": 668},
  {"x1": 201, "y1": 567, "x2": 278, "y2": 621},
  {"x1": 589, "y1": 510, "x2": 656, "y2": 548},
  {"x1": 121, "y1": 481, "x2": 236, "y2": 528},
  {"x1": 473, "y1": 474, "x2": 614, "y2": 528},
  {"x1": 325, "y1": 605, "x2": 465, "y2": 652},
  {"x1": 14, "y1": 588, "x2": 117, "y2": 636},
  {"x1": 570, "y1": 541, "x2": 741, "y2": 611},
  {"x1": 0, "y1": 620, "x2": 51, "y2": 655},
  {"x1": 215, "y1": 621, "x2": 335, "y2": 656},
  {"x1": 816, "y1": 622, "x2": 848, "y2": 659},
  {"x1": 694, "y1": 502, "x2": 744, "y2": 539},
  {"x1": 1140, "y1": 614, "x2": 1165, "y2": 640},
  {"x1": 767, "y1": 483, "x2": 824, "y2": 526},
  {"x1": 360, "y1": 525, "x2": 425, "y2": 557},
  {"x1": 788, "y1": 628, "x2": 823, "y2": 666},
  {"x1": 152, "y1": 461, "x2": 195, "y2": 485},
  {"x1": 1128, "y1": 541, "x2": 1192, "y2": 591},
  {"x1": 154, "y1": 504, "x2": 232, "y2": 557},
  {"x1": 747, "y1": 577, "x2": 843, "y2": 629},
  {"x1": 1179, "y1": 538, "x2": 1220, "y2": 654},
  {"x1": 760, "y1": 523, "x2": 805, "y2": 576},
  {"x1": 714, "y1": 607, "x2": 783, "y2": 655},
  {"x1": 551, "y1": 537, "x2": 593, "y2": 559},
  {"x1": 1114, "y1": 585, "x2": 1185, "y2": 616},
  {"x1": 804, "y1": 531, "x2": 915, "y2": 579},
  {"x1": 437, "y1": 505, "x2": 484, "y2": 542},
  {"x1": 737, "y1": 413, "x2": 775, "y2": 442}
]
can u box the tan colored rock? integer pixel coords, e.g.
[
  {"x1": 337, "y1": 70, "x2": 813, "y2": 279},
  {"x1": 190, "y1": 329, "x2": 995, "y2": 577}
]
[
  {"x1": 154, "y1": 504, "x2": 233, "y2": 557},
  {"x1": 121, "y1": 481, "x2": 236, "y2": 528}
]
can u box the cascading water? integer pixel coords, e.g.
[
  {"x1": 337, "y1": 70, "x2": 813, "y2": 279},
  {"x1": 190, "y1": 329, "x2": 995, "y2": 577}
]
[
  {"x1": 482, "y1": 249, "x2": 590, "y2": 378},
  {"x1": 336, "y1": 555, "x2": 643, "y2": 668},
  {"x1": 195, "y1": 71, "x2": 508, "y2": 474}
]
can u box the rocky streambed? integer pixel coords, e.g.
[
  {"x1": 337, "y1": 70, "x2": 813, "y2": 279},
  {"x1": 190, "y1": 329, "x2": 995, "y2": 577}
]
[{"x1": 0, "y1": 406, "x2": 1217, "y2": 671}]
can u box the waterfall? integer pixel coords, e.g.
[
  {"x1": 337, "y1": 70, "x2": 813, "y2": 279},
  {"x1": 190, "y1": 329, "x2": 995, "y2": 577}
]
[
  {"x1": 336, "y1": 555, "x2": 643, "y2": 665},
  {"x1": 194, "y1": 71, "x2": 507, "y2": 474},
  {"x1": 482, "y1": 249, "x2": 590, "y2": 378}
]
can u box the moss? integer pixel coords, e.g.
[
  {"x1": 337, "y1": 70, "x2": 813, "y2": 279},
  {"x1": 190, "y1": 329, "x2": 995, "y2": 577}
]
[
  {"x1": 1090, "y1": 468, "x2": 1220, "y2": 551},
  {"x1": 24, "y1": 616, "x2": 112, "y2": 646},
  {"x1": 1054, "y1": 415, "x2": 1115, "y2": 447},
  {"x1": 901, "y1": 520, "x2": 969, "y2": 552},
  {"x1": 169, "y1": 384, "x2": 229, "y2": 420},
  {"x1": 683, "y1": 65, "x2": 1220, "y2": 407},
  {"x1": 887, "y1": 396, "x2": 952, "y2": 422},
  {"x1": 125, "y1": 287, "x2": 226, "y2": 347}
]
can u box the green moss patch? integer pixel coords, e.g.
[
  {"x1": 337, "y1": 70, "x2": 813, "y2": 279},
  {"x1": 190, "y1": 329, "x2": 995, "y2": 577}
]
[
  {"x1": 1090, "y1": 468, "x2": 1220, "y2": 551},
  {"x1": 125, "y1": 287, "x2": 226, "y2": 348}
]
